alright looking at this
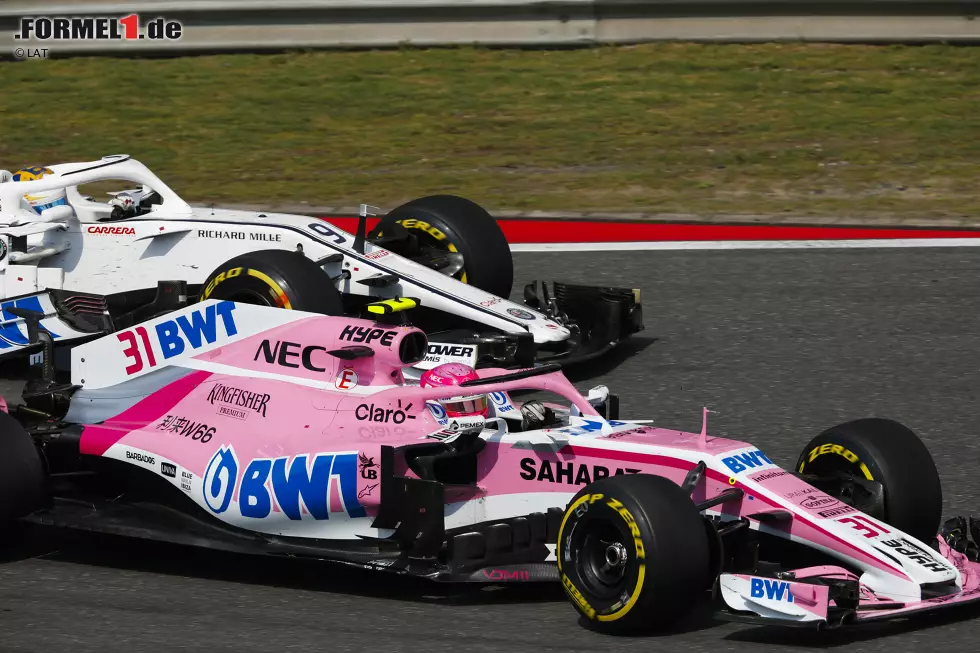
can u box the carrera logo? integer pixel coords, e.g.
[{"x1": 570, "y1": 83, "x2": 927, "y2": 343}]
[{"x1": 87, "y1": 225, "x2": 135, "y2": 235}]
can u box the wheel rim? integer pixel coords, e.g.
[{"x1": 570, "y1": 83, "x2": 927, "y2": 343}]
[
  {"x1": 798, "y1": 451, "x2": 883, "y2": 517},
  {"x1": 577, "y1": 520, "x2": 631, "y2": 599},
  {"x1": 380, "y1": 221, "x2": 469, "y2": 284}
]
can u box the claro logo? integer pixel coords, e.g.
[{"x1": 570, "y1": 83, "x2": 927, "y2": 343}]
[{"x1": 355, "y1": 400, "x2": 416, "y2": 424}]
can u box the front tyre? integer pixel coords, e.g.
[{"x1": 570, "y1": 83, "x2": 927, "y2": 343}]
[
  {"x1": 557, "y1": 474, "x2": 711, "y2": 634},
  {"x1": 796, "y1": 418, "x2": 942, "y2": 543},
  {"x1": 373, "y1": 195, "x2": 513, "y2": 299},
  {"x1": 199, "y1": 249, "x2": 345, "y2": 315}
]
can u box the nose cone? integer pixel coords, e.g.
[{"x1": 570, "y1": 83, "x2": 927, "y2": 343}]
[{"x1": 529, "y1": 320, "x2": 571, "y2": 343}]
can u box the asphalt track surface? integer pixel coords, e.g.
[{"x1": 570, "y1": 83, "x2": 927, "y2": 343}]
[{"x1": 6, "y1": 247, "x2": 980, "y2": 652}]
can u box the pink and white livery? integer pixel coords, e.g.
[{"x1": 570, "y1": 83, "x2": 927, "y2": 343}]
[{"x1": 2, "y1": 299, "x2": 980, "y2": 635}]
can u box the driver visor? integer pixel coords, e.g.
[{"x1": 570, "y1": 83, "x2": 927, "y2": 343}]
[{"x1": 441, "y1": 394, "x2": 488, "y2": 416}]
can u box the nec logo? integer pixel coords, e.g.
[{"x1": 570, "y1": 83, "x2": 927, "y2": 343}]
[
  {"x1": 721, "y1": 449, "x2": 774, "y2": 475},
  {"x1": 750, "y1": 578, "x2": 794, "y2": 603},
  {"x1": 340, "y1": 325, "x2": 396, "y2": 346},
  {"x1": 254, "y1": 340, "x2": 329, "y2": 372}
]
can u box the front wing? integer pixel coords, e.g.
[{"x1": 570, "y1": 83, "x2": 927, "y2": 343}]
[
  {"x1": 717, "y1": 536, "x2": 980, "y2": 628},
  {"x1": 422, "y1": 280, "x2": 644, "y2": 370}
]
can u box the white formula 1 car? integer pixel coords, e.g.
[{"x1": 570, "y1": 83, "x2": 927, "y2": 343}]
[{"x1": 0, "y1": 155, "x2": 642, "y2": 375}]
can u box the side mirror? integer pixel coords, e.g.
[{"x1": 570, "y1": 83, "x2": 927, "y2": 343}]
[
  {"x1": 586, "y1": 385, "x2": 610, "y2": 406},
  {"x1": 586, "y1": 385, "x2": 620, "y2": 420}
]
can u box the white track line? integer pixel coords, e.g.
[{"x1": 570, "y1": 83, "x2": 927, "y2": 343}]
[{"x1": 510, "y1": 238, "x2": 980, "y2": 252}]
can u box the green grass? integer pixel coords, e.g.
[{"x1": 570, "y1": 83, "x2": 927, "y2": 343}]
[{"x1": 2, "y1": 44, "x2": 979, "y2": 218}]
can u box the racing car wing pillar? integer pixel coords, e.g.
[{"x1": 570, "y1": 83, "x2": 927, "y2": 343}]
[{"x1": 370, "y1": 445, "x2": 446, "y2": 558}]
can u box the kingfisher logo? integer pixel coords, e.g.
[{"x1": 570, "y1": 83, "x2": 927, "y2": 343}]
[
  {"x1": 750, "y1": 578, "x2": 794, "y2": 603},
  {"x1": 0, "y1": 295, "x2": 59, "y2": 349},
  {"x1": 203, "y1": 446, "x2": 366, "y2": 521},
  {"x1": 721, "y1": 449, "x2": 774, "y2": 475}
]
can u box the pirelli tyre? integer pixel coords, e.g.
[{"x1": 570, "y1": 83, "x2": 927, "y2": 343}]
[
  {"x1": 0, "y1": 409, "x2": 46, "y2": 524},
  {"x1": 373, "y1": 195, "x2": 513, "y2": 299},
  {"x1": 200, "y1": 249, "x2": 345, "y2": 315},
  {"x1": 796, "y1": 418, "x2": 942, "y2": 543},
  {"x1": 557, "y1": 474, "x2": 711, "y2": 634}
]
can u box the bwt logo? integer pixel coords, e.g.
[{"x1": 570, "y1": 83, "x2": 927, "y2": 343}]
[
  {"x1": 119, "y1": 301, "x2": 237, "y2": 376},
  {"x1": 16, "y1": 15, "x2": 183, "y2": 41},
  {"x1": 750, "y1": 578, "x2": 794, "y2": 603},
  {"x1": 203, "y1": 445, "x2": 366, "y2": 521},
  {"x1": 157, "y1": 302, "x2": 238, "y2": 359},
  {"x1": 721, "y1": 449, "x2": 774, "y2": 475}
]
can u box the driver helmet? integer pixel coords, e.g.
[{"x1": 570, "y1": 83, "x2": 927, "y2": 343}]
[
  {"x1": 420, "y1": 363, "x2": 488, "y2": 417},
  {"x1": 12, "y1": 166, "x2": 68, "y2": 215}
]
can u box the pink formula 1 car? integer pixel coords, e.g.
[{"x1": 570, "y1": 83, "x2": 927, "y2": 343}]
[{"x1": 2, "y1": 298, "x2": 980, "y2": 634}]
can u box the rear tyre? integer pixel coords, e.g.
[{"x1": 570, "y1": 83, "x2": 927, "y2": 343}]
[
  {"x1": 0, "y1": 410, "x2": 46, "y2": 524},
  {"x1": 796, "y1": 418, "x2": 942, "y2": 543},
  {"x1": 373, "y1": 195, "x2": 513, "y2": 299},
  {"x1": 200, "y1": 249, "x2": 345, "y2": 315},
  {"x1": 557, "y1": 474, "x2": 711, "y2": 634}
]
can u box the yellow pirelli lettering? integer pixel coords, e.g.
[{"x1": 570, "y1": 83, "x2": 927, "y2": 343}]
[
  {"x1": 203, "y1": 266, "x2": 243, "y2": 299},
  {"x1": 606, "y1": 497, "x2": 645, "y2": 560},
  {"x1": 562, "y1": 574, "x2": 596, "y2": 619},
  {"x1": 397, "y1": 218, "x2": 447, "y2": 241},
  {"x1": 596, "y1": 564, "x2": 645, "y2": 622},
  {"x1": 804, "y1": 443, "x2": 874, "y2": 480}
]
